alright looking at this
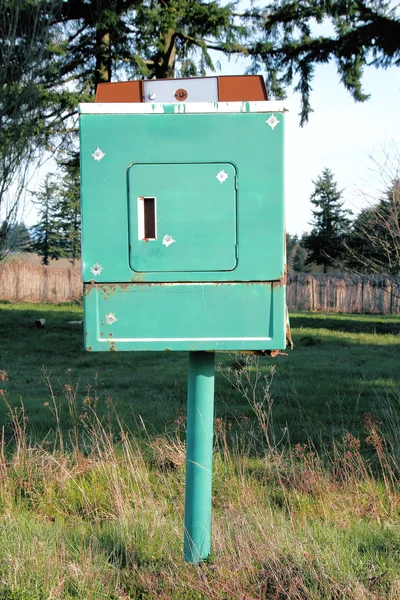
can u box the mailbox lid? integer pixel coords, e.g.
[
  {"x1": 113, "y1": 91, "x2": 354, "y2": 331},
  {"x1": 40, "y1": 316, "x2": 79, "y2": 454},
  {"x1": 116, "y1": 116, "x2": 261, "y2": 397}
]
[{"x1": 128, "y1": 163, "x2": 237, "y2": 273}]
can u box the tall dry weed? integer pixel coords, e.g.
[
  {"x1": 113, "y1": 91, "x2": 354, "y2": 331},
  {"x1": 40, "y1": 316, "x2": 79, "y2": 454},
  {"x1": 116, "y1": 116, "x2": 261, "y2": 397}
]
[{"x1": 0, "y1": 364, "x2": 400, "y2": 598}]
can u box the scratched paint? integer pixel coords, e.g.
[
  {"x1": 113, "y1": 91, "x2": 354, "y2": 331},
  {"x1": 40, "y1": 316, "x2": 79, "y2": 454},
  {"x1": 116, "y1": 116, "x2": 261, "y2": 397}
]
[
  {"x1": 162, "y1": 234, "x2": 176, "y2": 247},
  {"x1": 105, "y1": 312, "x2": 118, "y2": 325},
  {"x1": 90, "y1": 263, "x2": 103, "y2": 276},
  {"x1": 216, "y1": 170, "x2": 228, "y2": 183},
  {"x1": 266, "y1": 114, "x2": 280, "y2": 129},
  {"x1": 91, "y1": 147, "x2": 105, "y2": 161},
  {"x1": 79, "y1": 101, "x2": 286, "y2": 115}
]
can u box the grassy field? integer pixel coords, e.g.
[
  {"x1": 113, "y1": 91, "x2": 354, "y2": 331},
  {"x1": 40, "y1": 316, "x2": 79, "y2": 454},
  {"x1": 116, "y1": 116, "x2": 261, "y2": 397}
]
[
  {"x1": 0, "y1": 302, "x2": 400, "y2": 599},
  {"x1": 0, "y1": 302, "x2": 399, "y2": 447}
]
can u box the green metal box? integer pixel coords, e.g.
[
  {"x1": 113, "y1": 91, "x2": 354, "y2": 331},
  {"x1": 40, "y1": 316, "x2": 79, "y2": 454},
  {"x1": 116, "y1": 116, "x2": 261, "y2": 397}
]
[{"x1": 79, "y1": 100, "x2": 286, "y2": 352}]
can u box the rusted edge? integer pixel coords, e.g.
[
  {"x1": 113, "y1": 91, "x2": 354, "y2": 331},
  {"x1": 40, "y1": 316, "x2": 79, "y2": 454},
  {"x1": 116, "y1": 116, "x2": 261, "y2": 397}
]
[
  {"x1": 272, "y1": 273, "x2": 286, "y2": 288},
  {"x1": 86, "y1": 279, "x2": 287, "y2": 291}
]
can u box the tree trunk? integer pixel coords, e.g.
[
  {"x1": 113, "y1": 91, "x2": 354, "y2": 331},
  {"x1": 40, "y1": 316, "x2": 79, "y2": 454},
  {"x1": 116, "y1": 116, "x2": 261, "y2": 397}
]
[
  {"x1": 154, "y1": 29, "x2": 177, "y2": 79},
  {"x1": 95, "y1": 28, "x2": 112, "y2": 85}
]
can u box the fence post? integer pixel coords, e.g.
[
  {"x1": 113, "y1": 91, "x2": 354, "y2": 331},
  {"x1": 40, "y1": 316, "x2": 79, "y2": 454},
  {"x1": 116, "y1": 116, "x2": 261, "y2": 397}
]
[
  {"x1": 311, "y1": 277, "x2": 316, "y2": 311},
  {"x1": 361, "y1": 280, "x2": 364, "y2": 314}
]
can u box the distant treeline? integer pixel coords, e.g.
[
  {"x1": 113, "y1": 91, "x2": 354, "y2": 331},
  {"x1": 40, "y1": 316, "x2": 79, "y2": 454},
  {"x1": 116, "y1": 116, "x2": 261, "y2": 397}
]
[{"x1": 0, "y1": 262, "x2": 399, "y2": 315}]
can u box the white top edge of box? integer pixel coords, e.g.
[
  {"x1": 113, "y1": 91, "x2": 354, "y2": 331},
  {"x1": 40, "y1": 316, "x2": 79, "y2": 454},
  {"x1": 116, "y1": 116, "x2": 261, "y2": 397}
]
[{"x1": 78, "y1": 101, "x2": 286, "y2": 115}]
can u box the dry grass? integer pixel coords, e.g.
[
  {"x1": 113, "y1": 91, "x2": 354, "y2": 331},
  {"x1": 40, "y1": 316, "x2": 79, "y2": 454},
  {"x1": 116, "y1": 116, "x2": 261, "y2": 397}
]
[
  {"x1": 0, "y1": 260, "x2": 81, "y2": 303},
  {"x1": 1, "y1": 363, "x2": 400, "y2": 599},
  {"x1": 3, "y1": 252, "x2": 81, "y2": 269}
]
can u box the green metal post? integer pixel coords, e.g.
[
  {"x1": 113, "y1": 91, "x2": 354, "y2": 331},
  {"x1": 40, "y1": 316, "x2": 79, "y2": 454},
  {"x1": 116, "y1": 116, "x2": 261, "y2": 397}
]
[{"x1": 184, "y1": 351, "x2": 215, "y2": 563}]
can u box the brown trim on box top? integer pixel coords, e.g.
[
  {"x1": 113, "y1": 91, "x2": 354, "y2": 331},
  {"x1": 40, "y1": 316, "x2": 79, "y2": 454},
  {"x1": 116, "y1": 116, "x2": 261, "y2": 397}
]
[
  {"x1": 95, "y1": 81, "x2": 143, "y2": 103},
  {"x1": 95, "y1": 75, "x2": 268, "y2": 103}
]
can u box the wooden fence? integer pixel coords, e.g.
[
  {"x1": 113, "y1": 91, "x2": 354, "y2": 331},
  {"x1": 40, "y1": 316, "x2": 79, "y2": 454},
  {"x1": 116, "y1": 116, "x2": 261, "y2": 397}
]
[
  {"x1": 0, "y1": 262, "x2": 399, "y2": 314},
  {"x1": 287, "y1": 273, "x2": 400, "y2": 315}
]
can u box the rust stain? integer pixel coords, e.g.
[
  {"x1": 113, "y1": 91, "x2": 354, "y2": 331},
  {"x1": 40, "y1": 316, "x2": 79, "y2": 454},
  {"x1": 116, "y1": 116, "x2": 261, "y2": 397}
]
[
  {"x1": 87, "y1": 346, "x2": 93, "y2": 352},
  {"x1": 131, "y1": 272, "x2": 145, "y2": 283},
  {"x1": 175, "y1": 88, "x2": 188, "y2": 101},
  {"x1": 83, "y1": 282, "x2": 95, "y2": 296},
  {"x1": 109, "y1": 341, "x2": 117, "y2": 352},
  {"x1": 99, "y1": 285, "x2": 118, "y2": 300},
  {"x1": 101, "y1": 283, "x2": 137, "y2": 295},
  {"x1": 87, "y1": 280, "x2": 288, "y2": 293},
  {"x1": 272, "y1": 273, "x2": 286, "y2": 288}
]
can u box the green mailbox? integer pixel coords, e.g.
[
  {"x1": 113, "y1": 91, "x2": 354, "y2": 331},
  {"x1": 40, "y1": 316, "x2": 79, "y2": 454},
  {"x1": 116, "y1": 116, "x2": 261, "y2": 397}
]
[
  {"x1": 79, "y1": 76, "x2": 286, "y2": 353},
  {"x1": 79, "y1": 75, "x2": 288, "y2": 564}
]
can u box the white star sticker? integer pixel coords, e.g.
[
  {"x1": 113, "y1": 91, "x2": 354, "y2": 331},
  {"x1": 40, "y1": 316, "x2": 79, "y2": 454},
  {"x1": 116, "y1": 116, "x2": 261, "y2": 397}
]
[
  {"x1": 90, "y1": 262, "x2": 103, "y2": 276},
  {"x1": 91, "y1": 147, "x2": 105, "y2": 161},
  {"x1": 162, "y1": 234, "x2": 176, "y2": 247},
  {"x1": 216, "y1": 170, "x2": 228, "y2": 184},
  {"x1": 105, "y1": 313, "x2": 118, "y2": 325},
  {"x1": 266, "y1": 115, "x2": 279, "y2": 130}
]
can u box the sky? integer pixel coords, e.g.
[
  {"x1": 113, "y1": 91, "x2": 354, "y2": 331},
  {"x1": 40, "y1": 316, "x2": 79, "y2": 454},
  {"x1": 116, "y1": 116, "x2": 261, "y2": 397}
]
[
  {"x1": 284, "y1": 62, "x2": 400, "y2": 236},
  {"x1": 21, "y1": 6, "x2": 400, "y2": 237},
  {"x1": 230, "y1": 2, "x2": 400, "y2": 237}
]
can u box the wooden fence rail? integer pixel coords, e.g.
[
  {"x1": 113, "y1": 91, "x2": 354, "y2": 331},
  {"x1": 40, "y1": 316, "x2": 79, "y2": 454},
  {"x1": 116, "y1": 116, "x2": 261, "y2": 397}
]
[{"x1": 0, "y1": 262, "x2": 399, "y2": 314}]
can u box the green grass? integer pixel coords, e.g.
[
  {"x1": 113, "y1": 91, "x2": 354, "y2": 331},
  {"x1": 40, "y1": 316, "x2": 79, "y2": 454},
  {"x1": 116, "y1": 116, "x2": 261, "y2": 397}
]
[
  {"x1": 1, "y1": 302, "x2": 400, "y2": 598},
  {"x1": 0, "y1": 302, "x2": 399, "y2": 448},
  {"x1": 0, "y1": 417, "x2": 400, "y2": 599}
]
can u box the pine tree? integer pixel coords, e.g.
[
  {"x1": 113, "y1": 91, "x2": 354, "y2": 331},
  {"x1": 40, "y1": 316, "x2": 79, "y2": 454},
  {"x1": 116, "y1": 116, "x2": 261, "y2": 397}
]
[
  {"x1": 2, "y1": 222, "x2": 31, "y2": 252},
  {"x1": 292, "y1": 246, "x2": 308, "y2": 272},
  {"x1": 29, "y1": 175, "x2": 64, "y2": 265},
  {"x1": 346, "y1": 180, "x2": 400, "y2": 275},
  {"x1": 7, "y1": 0, "x2": 399, "y2": 146},
  {"x1": 302, "y1": 169, "x2": 351, "y2": 273},
  {"x1": 3, "y1": 1, "x2": 400, "y2": 236},
  {"x1": 47, "y1": 0, "x2": 400, "y2": 126},
  {"x1": 56, "y1": 153, "x2": 81, "y2": 265},
  {"x1": 286, "y1": 233, "x2": 298, "y2": 271}
]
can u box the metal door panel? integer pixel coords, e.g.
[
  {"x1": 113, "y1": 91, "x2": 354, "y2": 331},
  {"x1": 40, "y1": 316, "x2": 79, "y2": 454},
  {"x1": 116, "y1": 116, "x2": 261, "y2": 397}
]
[{"x1": 128, "y1": 163, "x2": 237, "y2": 272}]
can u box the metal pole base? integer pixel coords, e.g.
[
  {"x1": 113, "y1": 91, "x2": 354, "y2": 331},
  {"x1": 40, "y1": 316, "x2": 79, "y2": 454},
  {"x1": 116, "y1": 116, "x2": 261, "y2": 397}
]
[{"x1": 184, "y1": 351, "x2": 215, "y2": 563}]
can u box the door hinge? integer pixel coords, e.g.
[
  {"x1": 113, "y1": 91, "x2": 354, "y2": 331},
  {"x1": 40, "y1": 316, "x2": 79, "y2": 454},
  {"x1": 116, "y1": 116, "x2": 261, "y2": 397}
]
[
  {"x1": 235, "y1": 243, "x2": 239, "y2": 259},
  {"x1": 235, "y1": 176, "x2": 238, "y2": 190}
]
